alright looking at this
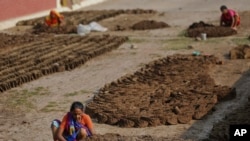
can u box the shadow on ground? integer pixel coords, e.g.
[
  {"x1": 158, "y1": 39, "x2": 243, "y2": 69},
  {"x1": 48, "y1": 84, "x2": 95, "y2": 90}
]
[{"x1": 181, "y1": 70, "x2": 250, "y2": 141}]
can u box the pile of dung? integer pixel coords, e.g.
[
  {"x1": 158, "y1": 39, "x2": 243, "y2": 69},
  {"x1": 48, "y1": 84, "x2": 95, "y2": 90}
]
[
  {"x1": 229, "y1": 45, "x2": 250, "y2": 59},
  {"x1": 131, "y1": 20, "x2": 170, "y2": 30},
  {"x1": 187, "y1": 21, "x2": 237, "y2": 37}
]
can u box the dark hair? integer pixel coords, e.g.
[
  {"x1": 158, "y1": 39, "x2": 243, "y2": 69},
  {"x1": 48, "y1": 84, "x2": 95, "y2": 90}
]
[
  {"x1": 70, "y1": 101, "x2": 84, "y2": 112},
  {"x1": 220, "y1": 5, "x2": 227, "y2": 11}
]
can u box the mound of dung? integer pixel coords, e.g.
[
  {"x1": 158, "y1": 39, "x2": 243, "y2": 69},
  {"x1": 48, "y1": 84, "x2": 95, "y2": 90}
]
[
  {"x1": 187, "y1": 21, "x2": 237, "y2": 37},
  {"x1": 131, "y1": 20, "x2": 170, "y2": 30},
  {"x1": 229, "y1": 45, "x2": 250, "y2": 59},
  {"x1": 32, "y1": 24, "x2": 76, "y2": 34},
  {"x1": 0, "y1": 33, "x2": 48, "y2": 48},
  {"x1": 209, "y1": 98, "x2": 250, "y2": 141},
  {"x1": 85, "y1": 134, "x2": 184, "y2": 141},
  {"x1": 86, "y1": 55, "x2": 236, "y2": 128},
  {"x1": 187, "y1": 27, "x2": 237, "y2": 37},
  {"x1": 188, "y1": 21, "x2": 214, "y2": 29}
]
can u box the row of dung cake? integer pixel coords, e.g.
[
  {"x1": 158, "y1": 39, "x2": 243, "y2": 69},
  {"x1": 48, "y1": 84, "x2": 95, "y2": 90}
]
[
  {"x1": 0, "y1": 35, "x2": 128, "y2": 92},
  {"x1": 85, "y1": 55, "x2": 236, "y2": 127},
  {"x1": 17, "y1": 9, "x2": 157, "y2": 26}
]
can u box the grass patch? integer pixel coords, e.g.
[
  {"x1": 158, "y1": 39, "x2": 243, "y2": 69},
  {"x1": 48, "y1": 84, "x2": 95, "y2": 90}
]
[
  {"x1": 178, "y1": 30, "x2": 187, "y2": 37},
  {"x1": 64, "y1": 90, "x2": 90, "y2": 97},
  {"x1": 64, "y1": 91, "x2": 79, "y2": 97},
  {"x1": 130, "y1": 52, "x2": 137, "y2": 55},
  {"x1": 231, "y1": 37, "x2": 250, "y2": 45},
  {"x1": 162, "y1": 37, "x2": 224, "y2": 51},
  {"x1": 80, "y1": 90, "x2": 90, "y2": 94},
  {"x1": 138, "y1": 63, "x2": 146, "y2": 68},
  {"x1": 162, "y1": 37, "x2": 193, "y2": 50},
  {"x1": 149, "y1": 53, "x2": 162, "y2": 58},
  {"x1": 128, "y1": 38, "x2": 146, "y2": 43},
  {"x1": 3, "y1": 87, "x2": 49, "y2": 111},
  {"x1": 200, "y1": 38, "x2": 222, "y2": 44},
  {"x1": 40, "y1": 101, "x2": 59, "y2": 112}
]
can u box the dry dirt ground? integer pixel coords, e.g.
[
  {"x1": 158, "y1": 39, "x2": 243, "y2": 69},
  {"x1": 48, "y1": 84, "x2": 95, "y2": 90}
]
[{"x1": 1, "y1": 0, "x2": 250, "y2": 141}]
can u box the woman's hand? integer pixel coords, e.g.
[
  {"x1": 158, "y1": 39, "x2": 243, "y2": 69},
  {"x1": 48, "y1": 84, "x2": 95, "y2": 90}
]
[
  {"x1": 57, "y1": 128, "x2": 67, "y2": 141},
  {"x1": 231, "y1": 26, "x2": 237, "y2": 31}
]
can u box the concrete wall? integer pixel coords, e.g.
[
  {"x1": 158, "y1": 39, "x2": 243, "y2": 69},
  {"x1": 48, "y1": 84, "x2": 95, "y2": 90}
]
[{"x1": 0, "y1": 0, "x2": 56, "y2": 21}]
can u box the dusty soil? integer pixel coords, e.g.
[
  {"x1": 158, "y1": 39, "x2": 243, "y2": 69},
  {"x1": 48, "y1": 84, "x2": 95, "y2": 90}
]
[
  {"x1": 131, "y1": 20, "x2": 170, "y2": 30},
  {"x1": 86, "y1": 55, "x2": 235, "y2": 127},
  {"x1": 209, "y1": 97, "x2": 250, "y2": 141},
  {"x1": 187, "y1": 21, "x2": 237, "y2": 37},
  {"x1": 230, "y1": 45, "x2": 250, "y2": 59},
  {"x1": 0, "y1": 34, "x2": 127, "y2": 92},
  {"x1": 85, "y1": 133, "x2": 186, "y2": 141},
  {"x1": 1, "y1": 0, "x2": 250, "y2": 141}
]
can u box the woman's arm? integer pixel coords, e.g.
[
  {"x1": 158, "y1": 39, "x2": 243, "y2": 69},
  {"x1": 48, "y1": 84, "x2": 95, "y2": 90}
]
[
  {"x1": 220, "y1": 16, "x2": 224, "y2": 26},
  {"x1": 84, "y1": 115, "x2": 95, "y2": 135},
  {"x1": 57, "y1": 127, "x2": 67, "y2": 141},
  {"x1": 231, "y1": 16, "x2": 236, "y2": 28},
  {"x1": 89, "y1": 128, "x2": 95, "y2": 135},
  {"x1": 220, "y1": 20, "x2": 223, "y2": 26}
]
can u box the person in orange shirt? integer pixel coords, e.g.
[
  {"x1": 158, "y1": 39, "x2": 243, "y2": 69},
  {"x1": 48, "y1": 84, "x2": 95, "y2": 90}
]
[
  {"x1": 51, "y1": 101, "x2": 94, "y2": 141},
  {"x1": 45, "y1": 10, "x2": 64, "y2": 27}
]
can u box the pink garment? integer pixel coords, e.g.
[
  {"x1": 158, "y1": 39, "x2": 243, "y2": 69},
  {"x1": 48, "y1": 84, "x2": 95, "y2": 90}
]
[{"x1": 221, "y1": 9, "x2": 236, "y2": 21}]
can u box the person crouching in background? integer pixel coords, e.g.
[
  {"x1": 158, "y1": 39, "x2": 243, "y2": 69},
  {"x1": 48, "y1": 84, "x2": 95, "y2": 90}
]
[
  {"x1": 45, "y1": 10, "x2": 64, "y2": 27},
  {"x1": 220, "y1": 5, "x2": 240, "y2": 30}
]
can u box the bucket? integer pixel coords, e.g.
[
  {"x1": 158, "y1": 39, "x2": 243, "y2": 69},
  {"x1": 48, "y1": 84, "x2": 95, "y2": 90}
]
[{"x1": 201, "y1": 33, "x2": 207, "y2": 40}]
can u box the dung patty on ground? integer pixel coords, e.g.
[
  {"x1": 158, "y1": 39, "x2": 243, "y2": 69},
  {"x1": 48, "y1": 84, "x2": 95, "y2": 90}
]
[
  {"x1": 229, "y1": 45, "x2": 250, "y2": 59},
  {"x1": 187, "y1": 21, "x2": 237, "y2": 37},
  {"x1": 131, "y1": 20, "x2": 170, "y2": 30},
  {"x1": 0, "y1": 33, "x2": 49, "y2": 48},
  {"x1": 86, "y1": 54, "x2": 236, "y2": 128},
  {"x1": 32, "y1": 23, "x2": 76, "y2": 34}
]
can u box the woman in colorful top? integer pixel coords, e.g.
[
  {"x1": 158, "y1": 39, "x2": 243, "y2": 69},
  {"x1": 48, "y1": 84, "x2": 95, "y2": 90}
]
[
  {"x1": 51, "y1": 101, "x2": 94, "y2": 141},
  {"x1": 220, "y1": 5, "x2": 240, "y2": 30},
  {"x1": 45, "y1": 10, "x2": 64, "y2": 27}
]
